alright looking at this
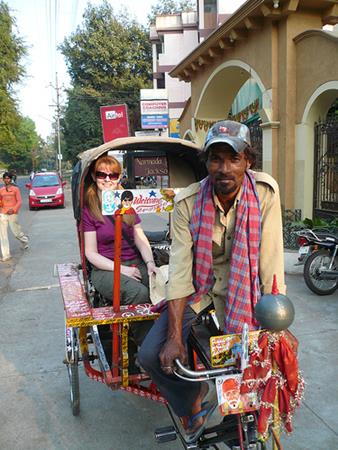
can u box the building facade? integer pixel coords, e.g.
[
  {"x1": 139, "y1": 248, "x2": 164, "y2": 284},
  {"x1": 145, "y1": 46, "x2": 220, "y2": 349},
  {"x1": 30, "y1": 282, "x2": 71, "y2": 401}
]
[
  {"x1": 170, "y1": 0, "x2": 338, "y2": 220},
  {"x1": 149, "y1": 1, "x2": 246, "y2": 136}
]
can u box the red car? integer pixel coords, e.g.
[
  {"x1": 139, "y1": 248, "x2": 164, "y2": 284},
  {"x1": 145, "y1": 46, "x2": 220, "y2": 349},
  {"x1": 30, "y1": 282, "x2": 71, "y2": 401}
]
[{"x1": 26, "y1": 172, "x2": 66, "y2": 210}]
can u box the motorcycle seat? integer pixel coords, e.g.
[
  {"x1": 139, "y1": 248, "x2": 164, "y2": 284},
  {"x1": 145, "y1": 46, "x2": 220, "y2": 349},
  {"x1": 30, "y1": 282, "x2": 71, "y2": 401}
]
[{"x1": 315, "y1": 232, "x2": 338, "y2": 244}]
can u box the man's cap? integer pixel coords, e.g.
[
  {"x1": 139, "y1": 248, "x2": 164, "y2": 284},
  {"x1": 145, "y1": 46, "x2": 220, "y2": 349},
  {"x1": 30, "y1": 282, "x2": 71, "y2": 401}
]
[{"x1": 204, "y1": 120, "x2": 251, "y2": 153}]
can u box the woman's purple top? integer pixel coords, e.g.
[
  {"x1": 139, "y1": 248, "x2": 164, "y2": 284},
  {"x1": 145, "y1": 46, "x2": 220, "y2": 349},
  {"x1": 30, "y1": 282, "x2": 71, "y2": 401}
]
[{"x1": 82, "y1": 206, "x2": 141, "y2": 262}]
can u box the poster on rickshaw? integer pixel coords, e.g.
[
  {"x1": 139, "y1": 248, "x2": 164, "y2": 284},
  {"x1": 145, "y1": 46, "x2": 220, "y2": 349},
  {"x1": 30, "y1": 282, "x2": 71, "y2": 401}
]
[
  {"x1": 215, "y1": 374, "x2": 259, "y2": 416},
  {"x1": 101, "y1": 188, "x2": 178, "y2": 215}
]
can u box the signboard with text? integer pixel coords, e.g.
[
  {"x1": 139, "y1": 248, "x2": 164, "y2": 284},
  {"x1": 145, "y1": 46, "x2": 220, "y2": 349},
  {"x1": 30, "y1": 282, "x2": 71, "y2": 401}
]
[
  {"x1": 140, "y1": 97, "x2": 169, "y2": 130},
  {"x1": 100, "y1": 104, "x2": 130, "y2": 143},
  {"x1": 141, "y1": 114, "x2": 169, "y2": 129},
  {"x1": 134, "y1": 156, "x2": 168, "y2": 177},
  {"x1": 140, "y1": 100, "x2": 168, "y2": 115},
  {"x1": 101, "y1": 188, "x2": 178, "y2": 215}
]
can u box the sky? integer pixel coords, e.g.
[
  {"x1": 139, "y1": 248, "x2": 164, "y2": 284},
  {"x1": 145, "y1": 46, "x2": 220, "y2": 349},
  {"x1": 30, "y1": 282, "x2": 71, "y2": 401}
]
[{"x1": 8, "y1": 0, "x2": 159, "y2": 139}]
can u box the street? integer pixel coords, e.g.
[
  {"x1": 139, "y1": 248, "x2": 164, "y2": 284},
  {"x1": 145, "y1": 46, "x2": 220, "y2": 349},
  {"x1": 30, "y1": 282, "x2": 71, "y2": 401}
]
[{"x1": 0, "y1": 180, "x2": 337, "y2": 450}]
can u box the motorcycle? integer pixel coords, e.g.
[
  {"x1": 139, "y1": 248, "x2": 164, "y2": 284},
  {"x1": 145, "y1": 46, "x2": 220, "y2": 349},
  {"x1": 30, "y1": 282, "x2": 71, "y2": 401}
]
[{"x1": 296, "y1": 229, "x2": 338, "y2": 295}]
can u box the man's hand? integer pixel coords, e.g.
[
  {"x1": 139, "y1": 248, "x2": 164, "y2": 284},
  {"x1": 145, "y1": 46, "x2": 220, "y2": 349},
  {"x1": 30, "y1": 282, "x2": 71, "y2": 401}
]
[
  {"x1": 7, "y1": 209, "x2": 14, "y2": 215},
  {"x1": 159, "y1": 337, "x2": 187, "y2": 375},
  {"x1": 159, "y1": 297, "x2": 188, "y2": 375}
]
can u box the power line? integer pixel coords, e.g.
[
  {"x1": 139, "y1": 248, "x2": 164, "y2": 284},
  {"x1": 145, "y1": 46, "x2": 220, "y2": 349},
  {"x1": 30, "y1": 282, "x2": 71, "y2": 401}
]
[
  {"x1": 71, "y1": 0, "x2": 80, "y2": 32},
  {"x1": 49, "y1": 72, "x2": 63, "y2": 175}
]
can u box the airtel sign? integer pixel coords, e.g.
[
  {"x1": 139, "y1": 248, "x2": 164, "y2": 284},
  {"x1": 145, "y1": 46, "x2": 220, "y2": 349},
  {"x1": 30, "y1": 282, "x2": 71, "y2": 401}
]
[{"x1": 100, "y1": 104, "x2": 130, "y2": 142}]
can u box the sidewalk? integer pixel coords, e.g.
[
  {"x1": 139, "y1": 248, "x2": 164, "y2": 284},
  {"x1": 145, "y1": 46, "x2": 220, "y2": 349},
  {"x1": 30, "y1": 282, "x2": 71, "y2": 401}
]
[{"x1": 284, "y1": 249, "x2": 303, "y2": 275}]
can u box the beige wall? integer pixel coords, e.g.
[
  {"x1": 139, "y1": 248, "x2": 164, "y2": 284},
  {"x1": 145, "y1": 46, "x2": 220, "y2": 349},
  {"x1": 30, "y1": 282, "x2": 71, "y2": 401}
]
[
  {"x1": 188, "y1": 24, "x2": 274, "y2": 119},
  {"x1": 177, "y1": 9, "x2": 338, "y2": 213},
  {"x1": 296, "y1": 32, "x2": 338, "y2": 123}
]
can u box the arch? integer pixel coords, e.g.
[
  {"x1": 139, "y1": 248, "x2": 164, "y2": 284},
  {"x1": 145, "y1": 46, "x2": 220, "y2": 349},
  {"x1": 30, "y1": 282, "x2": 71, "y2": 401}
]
[
  {"x1": 183, "y1": 129, "x2": 195, "y2": 142},
  {"x1": 194, "y1": 60, "x2": 269, "y2": 121},
  {"x1": 192, "y1": 60, "x2": 272, "y2": 171},
  {"x1": 301, "y1": 81, "x2": 338, "y2": 124},
  {"x1": 295, "y1": 82, "x2": 338, "y2": 218}
]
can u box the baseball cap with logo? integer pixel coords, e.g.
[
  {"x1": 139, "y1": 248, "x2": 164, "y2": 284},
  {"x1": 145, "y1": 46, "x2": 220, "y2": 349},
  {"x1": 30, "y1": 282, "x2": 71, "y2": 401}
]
[{"x1": 204, "y1": 120, "x2": 251, "y2": 154}]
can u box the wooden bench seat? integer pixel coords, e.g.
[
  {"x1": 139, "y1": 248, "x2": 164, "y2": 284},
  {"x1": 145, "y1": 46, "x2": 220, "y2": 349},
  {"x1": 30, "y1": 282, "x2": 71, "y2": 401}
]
[{"x1": 57, "y1": 263, "x2": 159, "y2": 328}]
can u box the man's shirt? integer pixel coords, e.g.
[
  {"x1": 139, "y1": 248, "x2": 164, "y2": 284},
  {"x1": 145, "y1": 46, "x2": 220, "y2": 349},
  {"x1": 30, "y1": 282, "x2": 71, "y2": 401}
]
[
  {"x1": 166, "y1": 171, "x2": 286, "y2": 320},
  {"x1": 0, "y1": 185, "x2": 22, "y2": 214}
]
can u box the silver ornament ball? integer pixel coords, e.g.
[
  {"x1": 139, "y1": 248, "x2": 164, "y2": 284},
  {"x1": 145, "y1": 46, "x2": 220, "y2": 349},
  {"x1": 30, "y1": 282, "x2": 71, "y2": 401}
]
[{"x1": 255, "y1": 292, "x2": 295, "y2": 331}]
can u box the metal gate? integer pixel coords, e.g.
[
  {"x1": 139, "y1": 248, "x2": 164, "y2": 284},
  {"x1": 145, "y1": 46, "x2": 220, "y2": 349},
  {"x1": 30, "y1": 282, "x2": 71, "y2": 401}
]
[
  {"x1": 247, "y1": 119, "x2": 262, "y2": 170},
  {"x1": 313, "y1": 119, "x2": 338, "y2": 218}
]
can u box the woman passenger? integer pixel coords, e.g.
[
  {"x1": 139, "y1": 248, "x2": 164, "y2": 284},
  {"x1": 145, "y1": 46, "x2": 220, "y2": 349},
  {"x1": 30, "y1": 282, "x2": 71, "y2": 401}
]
[{"x1": 82, "y1": 155, "x2": 156, "y2": 347}]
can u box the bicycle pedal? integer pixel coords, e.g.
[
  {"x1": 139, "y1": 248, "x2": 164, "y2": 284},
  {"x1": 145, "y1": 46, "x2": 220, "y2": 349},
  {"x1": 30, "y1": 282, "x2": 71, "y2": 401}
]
[{"x1": 154, "y1": 426, "x2": 177, "y2": 443}]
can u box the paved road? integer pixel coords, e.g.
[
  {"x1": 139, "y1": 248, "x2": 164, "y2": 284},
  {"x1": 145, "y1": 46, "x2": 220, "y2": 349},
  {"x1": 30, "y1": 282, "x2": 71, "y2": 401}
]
[{"x1": 0, "y1": 181, "x2": 337, "y2": 450}]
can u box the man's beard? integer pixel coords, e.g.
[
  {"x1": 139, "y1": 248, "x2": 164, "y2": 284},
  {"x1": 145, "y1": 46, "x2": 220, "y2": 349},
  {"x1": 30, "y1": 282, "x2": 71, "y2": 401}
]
[{"x1": 214, "y1": 177, "x2": 237, "y2": 195}]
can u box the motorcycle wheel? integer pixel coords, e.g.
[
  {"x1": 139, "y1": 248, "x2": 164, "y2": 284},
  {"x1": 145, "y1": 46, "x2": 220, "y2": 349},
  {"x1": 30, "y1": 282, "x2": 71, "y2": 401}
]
[{"x1": 304, "y1": 250, "x2": 338, "y2": 295}]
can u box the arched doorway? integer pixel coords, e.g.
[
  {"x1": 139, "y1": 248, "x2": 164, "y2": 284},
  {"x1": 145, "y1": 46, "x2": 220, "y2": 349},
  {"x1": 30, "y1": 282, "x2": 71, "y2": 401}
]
[
  {"x1": 313, "y1": 99, "x2": 338, "y2": 218},
  {"x1": 193, "y1": 61, "x2": 268, "y2": 171}
]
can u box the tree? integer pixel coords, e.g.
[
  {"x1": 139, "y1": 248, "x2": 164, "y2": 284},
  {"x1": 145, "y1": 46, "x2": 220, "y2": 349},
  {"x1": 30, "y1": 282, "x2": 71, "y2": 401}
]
[
  {"x1": 60, "y1": 2, "x2": 153, "y2": 162},
  {"x1": 148, "y1": 0, "x2": 196, "y2": 24},
  {"x1": 0, "y1": 1, "x2": 26, "y2": 154},
  {"x1": 3, "y1": 116, "x2": 40, "y2": 172}
]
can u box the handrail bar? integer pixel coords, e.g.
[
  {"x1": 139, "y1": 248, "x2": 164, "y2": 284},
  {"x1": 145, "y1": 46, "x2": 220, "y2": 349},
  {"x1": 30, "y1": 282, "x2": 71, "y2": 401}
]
[{"x1": 173, "y1": 358, "x2": 240, "y2": 382}]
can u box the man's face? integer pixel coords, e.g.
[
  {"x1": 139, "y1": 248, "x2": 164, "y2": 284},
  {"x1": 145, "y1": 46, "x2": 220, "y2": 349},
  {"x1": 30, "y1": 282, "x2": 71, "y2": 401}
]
[
  {"x1": 3, "y1": 176, "x2": 12, "y2": 186},
  {"x1": 206, "y1": 144, "x2": 250, "y2": 196}
]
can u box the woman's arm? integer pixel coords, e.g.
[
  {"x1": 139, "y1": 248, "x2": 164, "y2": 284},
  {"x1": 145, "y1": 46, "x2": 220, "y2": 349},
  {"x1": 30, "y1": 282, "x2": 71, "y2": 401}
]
[
  {"x1": 84, "y1": 231, "x2": 115, "y2": 271},
  {"x1": 84, "y1": 230, "x2": 143, "y2": 281},
  {"x1": 133, "y1": 224, "x2": 156, "y2": 274}
]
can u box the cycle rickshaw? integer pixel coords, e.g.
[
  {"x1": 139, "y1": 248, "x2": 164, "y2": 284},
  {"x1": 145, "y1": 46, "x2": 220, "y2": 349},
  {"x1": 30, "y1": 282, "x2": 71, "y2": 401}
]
[{"x1": 57, "y1": 136, "x2": 303, "y2": 450}]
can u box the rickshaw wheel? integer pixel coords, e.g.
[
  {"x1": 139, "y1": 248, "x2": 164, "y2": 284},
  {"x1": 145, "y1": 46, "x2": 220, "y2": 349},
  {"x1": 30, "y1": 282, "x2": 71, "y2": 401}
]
[
  {"x1": 68, "y1": 355, "x2": 80, "y2": 416},
  {"x1": 65, "y1": 326, "x2": 80, "y2": 416}
]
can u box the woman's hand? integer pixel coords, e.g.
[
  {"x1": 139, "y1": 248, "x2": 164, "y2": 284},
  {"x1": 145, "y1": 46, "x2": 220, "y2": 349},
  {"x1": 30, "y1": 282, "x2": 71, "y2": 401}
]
[
  {"x1": 146, "y1": 260, "x2": 157, "y2": 277},
  {"x1": 121, "y1": 265, "x2": 142, "y2": 281}
]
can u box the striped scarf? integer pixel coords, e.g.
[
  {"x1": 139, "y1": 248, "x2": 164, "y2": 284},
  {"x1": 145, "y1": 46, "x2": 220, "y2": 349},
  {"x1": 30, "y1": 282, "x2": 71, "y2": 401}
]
[{"x1": 188, "y1": 171, "x2": 261, "y2": 333}]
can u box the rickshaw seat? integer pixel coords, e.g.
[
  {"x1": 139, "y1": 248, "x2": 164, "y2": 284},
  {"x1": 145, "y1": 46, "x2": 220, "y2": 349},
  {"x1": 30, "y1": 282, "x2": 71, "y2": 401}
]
[{"x1": 57, "y1": 263, "x2": 159, "y2": 328}]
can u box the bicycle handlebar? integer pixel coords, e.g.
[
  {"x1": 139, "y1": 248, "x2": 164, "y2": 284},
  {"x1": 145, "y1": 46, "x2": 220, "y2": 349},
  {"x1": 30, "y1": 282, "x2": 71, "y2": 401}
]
[{"x1": 173, "y1": 358, "x2": 240, "y2": 382}]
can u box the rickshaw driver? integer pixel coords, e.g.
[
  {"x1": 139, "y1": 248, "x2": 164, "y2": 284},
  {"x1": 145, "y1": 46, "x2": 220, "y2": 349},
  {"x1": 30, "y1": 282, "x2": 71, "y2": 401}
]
[{"x1": 138, "y1": 120, "x2": 286, "y2": 441}]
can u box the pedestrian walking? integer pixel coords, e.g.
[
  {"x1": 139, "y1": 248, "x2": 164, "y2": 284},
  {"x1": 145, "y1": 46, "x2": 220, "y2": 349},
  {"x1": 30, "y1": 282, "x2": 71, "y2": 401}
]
[{"x1": 0, "y1": 172, "x2": 29, "y2": 262}]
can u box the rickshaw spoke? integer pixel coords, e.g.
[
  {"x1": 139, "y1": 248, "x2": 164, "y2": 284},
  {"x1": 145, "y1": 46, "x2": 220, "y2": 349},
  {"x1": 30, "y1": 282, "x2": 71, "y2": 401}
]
[{"x1": 65, "y1": 326, "x2": 80, "y2": 416}]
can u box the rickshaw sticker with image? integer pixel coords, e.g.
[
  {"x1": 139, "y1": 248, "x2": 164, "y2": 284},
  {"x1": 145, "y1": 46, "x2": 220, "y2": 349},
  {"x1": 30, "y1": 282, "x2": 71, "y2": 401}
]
[
  {"x1": 101, "y1": 189, "x2": 179, "y2": 215},
  {"x1": 210, "y1": 331, "x2": 260, "y2": 368},
  {"x1": 216, "y1": 374, "x2": 259, "y2": 416}
]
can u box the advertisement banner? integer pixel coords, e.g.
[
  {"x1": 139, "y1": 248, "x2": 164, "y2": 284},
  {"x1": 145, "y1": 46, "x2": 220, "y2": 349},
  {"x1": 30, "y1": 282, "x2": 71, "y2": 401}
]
[
  {"x1": 141, "y1": 114, "x2": 169, "y2": 129},
  {"x1": 100, "y1": 104, "x2": 130, "y2": 143},
  {"x1": 169, "y1": 118, "x2": 180, "y2": 138},
  {"x1": 101, "y1": 188, "x2": 179, "y2": 215},
  {"x1": 140, "y1": 100, "x2": 168, "y2": 115}
]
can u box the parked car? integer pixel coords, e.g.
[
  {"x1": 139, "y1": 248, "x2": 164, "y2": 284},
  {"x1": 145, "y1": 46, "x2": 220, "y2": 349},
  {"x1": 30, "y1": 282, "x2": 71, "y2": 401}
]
[{"x1": 26, "y1": 171, "x2": 66, "y2": 210}]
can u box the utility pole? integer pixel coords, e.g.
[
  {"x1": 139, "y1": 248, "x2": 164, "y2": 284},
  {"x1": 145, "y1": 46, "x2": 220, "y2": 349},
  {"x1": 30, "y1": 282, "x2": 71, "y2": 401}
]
[{"x1": 49, "y1": 72, "x2": 63, "y2": 176}]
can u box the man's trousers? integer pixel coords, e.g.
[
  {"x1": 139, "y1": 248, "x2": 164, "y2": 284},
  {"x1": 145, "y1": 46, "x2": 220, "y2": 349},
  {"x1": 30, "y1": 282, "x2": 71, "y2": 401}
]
[
  {"x1": 0, "y1": 213, "x2": 28, "y2": 259},
  {"x1": 138, "y1": 305, "x2": 201, "y2": 417}
]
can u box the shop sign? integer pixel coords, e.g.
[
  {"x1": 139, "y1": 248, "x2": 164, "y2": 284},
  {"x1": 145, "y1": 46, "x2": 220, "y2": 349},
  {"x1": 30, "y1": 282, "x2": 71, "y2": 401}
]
[
  {"x1": 134, "y1": 156, "x2": 168, "y2": 176},
  {"x1": 100, "y1": 104, "x2": 130, "y2": 142},
  {"x1": 141, "y1": 100, "x2": 168, "y2": 115},
  {"x1": 141, "y1": 114, "x2": 169, "y2": 129}
]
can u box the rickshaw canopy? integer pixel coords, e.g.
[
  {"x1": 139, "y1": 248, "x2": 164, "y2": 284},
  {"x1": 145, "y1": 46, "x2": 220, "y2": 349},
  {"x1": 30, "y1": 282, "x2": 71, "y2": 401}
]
[{"x1": 72, "y1": 136, "x2": 206, "y2": 221}]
